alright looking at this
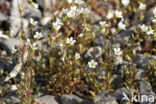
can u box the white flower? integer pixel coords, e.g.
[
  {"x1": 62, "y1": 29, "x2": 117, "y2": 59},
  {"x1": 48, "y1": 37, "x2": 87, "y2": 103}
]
[
  {"x1": 139, "y1": 3, "x2": 146, "y2": 10},
  {"x1": 56, "y1": 43, "x2": 63, "y2": 47},
  {"x1": 63, "y1": 8, "x2": 69, "y2": 14},
  {"x1": 11, "y1": 85, "x2": 18, "y2": 91},
  {"x1": 118, "y1": 21, "x2": 126, "y2": 30},
  {"x1": 78, "y1": 33, "x2": 84, "y2": 38},
  {"x1": 29, "y1": 18, "x2": 38, "y2": 25},
  {"x1": 31, "y1": 2, "x2": 39, "y2": 9},
  {"x1": 75, "y1": 53, "x2": 80, "y2": 60},
  {"x1": 32, "y1": 43, "x2": 38, "y2": 50},
  {"x1": 115, "y1": 10, "x2": 123, "y2": 18},
  {"x1": 66, "y1": 37, "x2": 76, "y2": 45},
  {"x1": 75, "y1": 0, "x2": 84, "y2": 5},
  {"x1": 67, "y1": 0, "x2": 72, "y2": 4},
  {"x1": 114, "y1": 48, "x2": 123, "y2": 56},
  {"x1": 78, "y1": 8, "x2": 90, "y2": 14},
  {"x1": 121, "y1": 0, "x2": 130, "y2": 6},
  {"x1": 53, "y1": 22, "x2": 61, "y2": 31},
  {"x1": 139, "y1": 24, "x2": 148, "y2": 32},
  {"x1": 106, "y1": 11, "x2": 114, "y2": 19},
  {"x1": 153, "y1": 7, "x2": 156, "y2": 17},
  {"x1": 26, "y1": 39, "x2": 31, "y2": 46},
  {"x1": 11, "y1": 47, "x2": 17, "y2": 54},
  {"x1": 34, "y1": 32, "x2": 43, "y2": 39},
  {"x1": 61, "y1": 57, "x2": 65, "y2": 61},
  {"x1": 111, "y1": 28, "x2": 116, "y2": 34},
  {"x1": 147, "y1": 29, "x2": 154, "y2": 35},
  {"x1": 82, "y1": 24, "x2": 90, "y2": 31},
  {"x1": 101, "y1": 28, "x2": 106, "y2": 33},
  {"x1": 88, "y1": 60, "x2": 98, "y2": 68},
  {"x1": 53, "y1": 18, "x2": 63, "y2": 31},
  {"x1": 99, "y1": 21, "x2": 109, "y2": 27},
  {"x1": 152, "y1": 18, "x2": 156, "y2": 23},
  {"x1": 70, "y1": 6, "x2": 77, "y2": 17},
  {"x1": 56, "y1": 18, "x2": 63, "y2": 25}
]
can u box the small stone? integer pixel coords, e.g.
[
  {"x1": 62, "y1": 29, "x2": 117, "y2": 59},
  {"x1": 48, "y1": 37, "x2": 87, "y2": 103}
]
[
  {"x1": 85, "y1": 46, "x2": 102, "y2": 60},
  {"x1": 94, "y1": 90, "x2": 118, "y2": 104},
  {"x1": 34, "y1": 95, "x2": 58, "y2": 104},
  {"x1": 60, "y1": 94, "x2": 83, "y2": 104}
]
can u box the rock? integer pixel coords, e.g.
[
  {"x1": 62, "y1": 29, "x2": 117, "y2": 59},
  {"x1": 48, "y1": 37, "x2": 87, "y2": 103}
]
[
  {"x1": 139, "y1": 81, "x2": 156, "y2": 104},
  {"x1": 35, "y1": 0, "x2": 54, "y2": 13},
  {"x1": 0, "y1": 38, "x2": 23, "y2": 53},
  {"x1": 97, "y1": 69, "x2": 106, "y2": 80},
  {"x1": 143, "y1": 10, "x2": 155, "y2": 25},
  {"x1": 60, "y1": 94, "x2": 84, "y2": 104},
  {"x1": 111, "y1": 74, "x2": 123, "y2": 89},
  {"x1": 135, "y1": 54, "x2": 156, "y2": 69},
  {"x1": 112, "y1": 88, "x2": 128, "y2": 101},
  {"x1": 34, "y1": 95, "x2": 58, "y2": 104},
  {"x1": 113, "y1": 26, "x2": 136, "y2": 47},
  {"x1": 88, "y1": 11, "x2": 102, "y2": 23},
  {"x1": 0, "y1": 12, "x2": 8, "y2": 21},
  {"x1": 0, "y1": 56, "x2": 17, "y2": 73},
  {"x1": 40, "y1": 16, "x2": 52, "y2": 25},
  {"x1": 3, "y1": 93, "x2": 21, "y2": 104},
  {"x1": 94, "y1": 90, "x2": 118, "y2": 104},
  {"x1": 85, "y1": 46, "x2": 103, "y2": 61}
]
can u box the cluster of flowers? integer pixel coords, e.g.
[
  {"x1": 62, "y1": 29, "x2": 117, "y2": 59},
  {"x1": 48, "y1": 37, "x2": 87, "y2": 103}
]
[
  {"x1": 10, "y1": 0, "x2": 155, "y2": 70},
  {"x1": 139, "y1": 24, "x2": 154, "y2": 35}
]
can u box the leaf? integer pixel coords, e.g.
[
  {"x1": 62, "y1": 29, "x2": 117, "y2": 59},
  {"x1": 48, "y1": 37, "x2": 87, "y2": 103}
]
[{"x1": 126, "y1": 55, "x2": 131, "y2": 61}]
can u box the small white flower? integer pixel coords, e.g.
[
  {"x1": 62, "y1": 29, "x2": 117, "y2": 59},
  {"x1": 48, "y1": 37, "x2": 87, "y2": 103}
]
[
  {"x1": 153, "y1": 7, "x2": 156, "y2": 17},
  {"x1": 111, "y1": 28, "x2": 116, "y2": 34},
  {"x1": 88, "y1": 60, "x2": 98, "y2": 68},
  {"x1": 121, "y1": 0, "x2": 130, "y2": 6},
  {"x1": 53, "y1": 22, "x2": 61, "y2": 31},
  {"x1": 82, "y1": 24, "x2": 90, "y2": 31},
  {"x1": 139, "y1": 24, "x2": 148, "y2": 32},
  {"x1": 34, "y1": 31, "x2": 43, "y2": 39},
  {"x1": 101, "y1": 28, "x2": 106, "y2": 33},
  {"x1": 56, "y1": 43, "x2": 63, "y2": 47},
  {"x1": 11, "y1": 47, "x2": 17, "y2": 54},
  {"x1": 115, "y1": 10, "x2": 123, "y2": 18},
  {"x1": 147, "y1": 29, "x2": 154, "y2": 35},
  {"x1": 75, "y1": 53, "x2": 80, "y2": 60},
  {"x1": 52, "y1": 18, "x2": 63, "y2": 31},
  {"x1": 11, "y1": 85, "x2": 18, "y2": 91},
  {"x1": 152, "y1": 18, "x2": 156, "y2": 23},
  {"x1": 99, "y1": 21, "x2": 109, "y2": 27},
  {"x1": 139, "y1": 3, "x2": 146, "y2": 10},
  {"x1": 118, "y1": 21, "x2": 126, "y2": 30},
  {"x1": 106, "y1": 11, "x2": 114, "y2": 19},
  {"x1": 26, "y1": 39, "x2": 31, "y2": 46},
  {"x1": 55, "y1": 18, "x2": 63, "y2": 25},
  {"x1": 29, "y1": 18, "x2": 38, "y2": 25},
  {"x1": 63, "y1": 8, "x2": 69, "y2": 14},
  {"x1": 66, "y1": 37, "x2": 76, "y2": 45},
  {"x1": 78, "y1": 8, "x2": 90, "y2": 14},
  {"x1": 31, "y1": 2, "x2": 39, "y2": 9},
  {"x1": 75, "y1": 0, "x2": 84, "y2": 5},
  {"x1": 61, "y1": 57, "x2": 65, "y2": 61},
  {"x1": 32, "y1": 43, "x2": 38, "y2": 50},
  {"x1": 69, "y1": 6, "x2": 77, "y2": 17},
  {"x1": 67, "y1": 0, "x2": 72, "y2": 4},
  {"x1": 78, "y1": 33, "x2": 84, "y2": 38},
  {"x1": 114, "y1": 48, "x2": 123, "y2": 56}
]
